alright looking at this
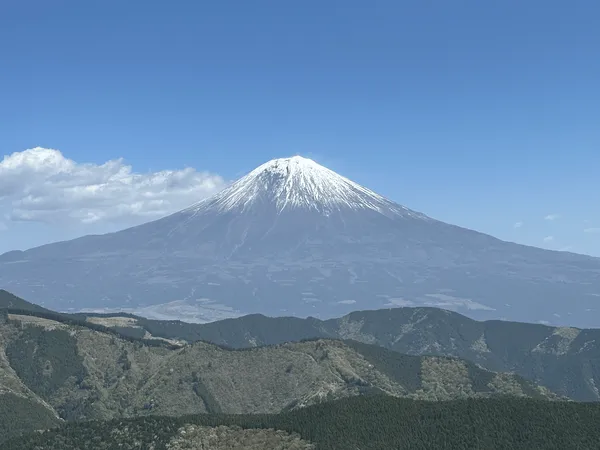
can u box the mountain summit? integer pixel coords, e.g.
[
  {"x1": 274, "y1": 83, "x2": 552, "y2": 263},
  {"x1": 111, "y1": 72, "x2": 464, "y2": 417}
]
[
  {"x1": 1, "y1": 157, "x2": 600, "y2": 327},
  {"x1": 187, "y1": 156, "x2": 426, "y2": 218}
]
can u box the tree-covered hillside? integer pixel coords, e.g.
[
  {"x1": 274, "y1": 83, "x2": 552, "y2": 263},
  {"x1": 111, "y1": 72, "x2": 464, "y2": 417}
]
[
  {"x1": 6, "y1": 396, "x2": 600, "y2": 450},
  {"x1": 4, "y1": 290, "x2": 600, "y2": 402},
  {"x1": 0, "y1": 310, "x2": 563, "y2": 442},
  {"x1": 0, "y1": 393, "x2": 61, "y2": 444},
  {"x1": 0, "y1": 290, "x2": 55, "y2": 315},
  {"x1": 80, "y1": 304, "x2": 600, "y2": 402}
]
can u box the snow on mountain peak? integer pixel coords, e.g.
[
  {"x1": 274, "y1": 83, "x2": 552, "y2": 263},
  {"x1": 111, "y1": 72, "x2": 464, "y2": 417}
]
[{"x1": 189, "y1": 156, "x2": 427, "y2": 218}]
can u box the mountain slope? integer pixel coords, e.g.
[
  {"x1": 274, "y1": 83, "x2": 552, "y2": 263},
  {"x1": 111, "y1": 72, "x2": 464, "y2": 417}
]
[
  {"x1": 0, "y1": 393, "x2": 61, "y2": 444},
  {"x1": 1, "y1": 156, "x2": 600, "y2": 327},
  {"x1": 0, "y1": 308, "x2": 63, "y2": 442},
  {"x1": 0, "y1": 289, "x2": 55, "y2": 314},
  {"x1": 0, "y1": 311, "x2": 561, "y2": 441},
  {"x1": 187, "y1": 156, "x2": 427, "y2": 217},
  {"x1": 78, "y1": 305, "x2": 600, "y2": 402},
  {"x1": 8, "y1": 396, "x2": 600, "y2": 450}
]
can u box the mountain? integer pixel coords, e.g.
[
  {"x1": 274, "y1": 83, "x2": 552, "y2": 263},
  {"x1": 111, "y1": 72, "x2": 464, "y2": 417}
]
[
  {"x1": 72, "y1": 304, "x2": 600, "y2": 402},
  {"x1": 7, "y1": 396, "x2": 600, "y2": 450},
  {"x1": 6, "y1": 289, "x2": 600, "y2": 402},
  {"x1": 0, "y1": 310, "x2": 560, "y2": 442},
  {"x1": 1, "y1": 156, "x2": 600, "y2": 327}
]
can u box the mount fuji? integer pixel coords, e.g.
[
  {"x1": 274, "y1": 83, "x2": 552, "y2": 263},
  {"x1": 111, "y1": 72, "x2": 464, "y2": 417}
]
[{"x1": 1, "y1": 156, "x2": 599, "y2": 327}]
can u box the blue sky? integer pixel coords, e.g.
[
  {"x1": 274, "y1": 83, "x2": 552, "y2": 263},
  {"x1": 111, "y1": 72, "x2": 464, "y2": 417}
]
[{"x1": 1, "y1": 0, "x2": 599, "y2": 255}]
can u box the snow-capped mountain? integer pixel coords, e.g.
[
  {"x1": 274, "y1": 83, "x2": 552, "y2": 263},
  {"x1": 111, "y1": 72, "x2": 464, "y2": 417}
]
[
  {"x1": 1, "y1": 156, "x2": 600, "y2": 327},
  {"x1": 187, "y1": 156, "x2": 426, "y2": 217}
]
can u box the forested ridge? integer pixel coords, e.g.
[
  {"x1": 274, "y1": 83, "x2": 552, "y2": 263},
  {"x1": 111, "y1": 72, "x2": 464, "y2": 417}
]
[
  {"x1": 6, "y1": 287, "x2": 600, "y2": 403},
  {"x1": 2, "y1": 307, "x2": 180, "y2": 349},
  {"x1": 2, "y1": 292, "x2": 600, "y2": 448},
  {"x1": 5, "y1": 396, "x2": 600, "y2": 449}
]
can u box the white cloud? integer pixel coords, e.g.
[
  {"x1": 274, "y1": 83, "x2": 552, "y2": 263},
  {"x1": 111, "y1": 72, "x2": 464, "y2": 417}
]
[
  {"x1": 0, "y1": 147, "x2": 226, "y2": 226},
  {"x1": 584, "y1": 227, "x2": 600, "y2": 233},
  {"x1": 544, "y1": 214, "x2": 560, "y2": 221},
  {"x1": 513, "y1": 221, "x2": 523, "y2": 228},
  {"x1": 337, "y1": 300, "x2": 356, "y2": 305},
  {"x1": 560, "y1": 245, "x2": 573, "y2": 252},
  {"x1": 384, "y1": 298, "x2": 415, "y2": 307},
  {"x1": 543, "y1": 236, "x2": 554, "y2": 242}
]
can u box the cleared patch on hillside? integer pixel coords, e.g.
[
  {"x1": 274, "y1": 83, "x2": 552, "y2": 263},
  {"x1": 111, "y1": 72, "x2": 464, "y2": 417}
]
[
  {"x1": 86, "y1": 316, "x2": 139, "y2": 328},
  {"x1": 167, "y1": 425, "x2": 314, "y2": 449},
  {"x1": 416, "y1": 357, "x2": 474, "y2": 400},
  {"x1": 7, "y1": 314, "x2": 69, "y2": 331},
  {"x1": 334, "y1": 317, "x2": 377, "y2": 344}
]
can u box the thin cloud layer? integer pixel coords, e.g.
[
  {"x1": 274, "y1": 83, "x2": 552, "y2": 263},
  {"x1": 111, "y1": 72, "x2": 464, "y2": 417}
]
[
  {"x1": 544, "y1": 214, "x2": 560, "y2": 221},
  {"x1": 0, "y1": 147, "x2": 226, "y2": 226}
]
